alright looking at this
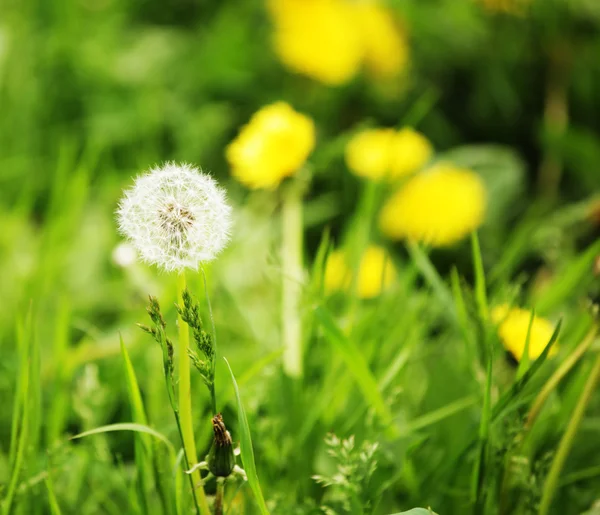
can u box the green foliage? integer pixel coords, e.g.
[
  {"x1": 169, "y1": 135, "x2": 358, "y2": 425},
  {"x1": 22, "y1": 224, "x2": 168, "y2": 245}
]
[{"x1": 2, "y1": 0, "x2": 600, "y2": 514}]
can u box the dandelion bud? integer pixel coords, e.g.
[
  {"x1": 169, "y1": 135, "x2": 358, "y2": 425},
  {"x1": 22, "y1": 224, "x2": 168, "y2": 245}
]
[
  {"x1": 208, "y1": 414, "x2": 235, "y2": 478},
  {"x1": 116, "y1": 162, "x2": 232, "y2": 272}
]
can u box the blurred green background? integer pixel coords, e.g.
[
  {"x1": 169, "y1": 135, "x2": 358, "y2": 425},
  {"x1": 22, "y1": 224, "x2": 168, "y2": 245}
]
[{"x1": 2, "y1": 0, "x2": 600, "y2": 514}]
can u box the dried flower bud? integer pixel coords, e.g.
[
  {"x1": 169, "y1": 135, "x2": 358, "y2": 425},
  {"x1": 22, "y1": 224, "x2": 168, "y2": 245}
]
[{"x1": 208, "y1": 414, "x2": 235, "y2": 478}]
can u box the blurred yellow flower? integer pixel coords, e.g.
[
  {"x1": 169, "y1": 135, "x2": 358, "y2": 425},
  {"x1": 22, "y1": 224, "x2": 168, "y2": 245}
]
[
  {"x1": 226, "y1": 102, "x2": 315, "y2": 189},
  {"x1": 323, "y1": 250, "x2": 350, "y2": 292},
  {"x1": 355, "y1": 2, "x2": 409, "y2": 80},
  {"x1": 268, "y1": 0, "x2": 409, "y2": 85},
  {"x1": 492, "y1": 305, "x2": 557, "y2": 361},
  {"x1": 268, "y1": 0, "x2": 362, "y2": 86},
  {"x1": 390, "y1": 128, "x2": 433, "y2": 178},
  {"x1": 324, "y1": 245, "x2": 396, "y2": 299},
  {"x1": 345, "y1": 127, "x2": 432, "y2": 181},
  {"x1": 379, "y1": 164, "x2": 486, "y2": 246}
]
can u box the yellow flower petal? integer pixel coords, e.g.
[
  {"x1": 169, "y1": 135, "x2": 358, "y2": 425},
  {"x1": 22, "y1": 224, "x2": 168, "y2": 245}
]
[
  {"x1": 226, "y1": 102, "x2": 315, "y2": 189},
  {"x1": 379, "y1": 164, "x2": 487, "y2": 246},
  {"x1": 269, "y1": 0, "x2": 362, "y2": 85},
  {"x1": 345, "y1": 127, "x2": 432, "y2": 181},
  {"x1": 492, "y1": 305, "x2": 558, "y2": 361},
  {"x1": 389, "y1": 128, "x2": 433, "y2": 178},
  {"x1": 345, "y1": 128, "x2": 396, "y2": 180},
  {"x1": 355, "y1": 3, "x2": 409, "y2": 79},
  {"x1": 324, "y1": 249, "x2": 351, "y2": 292},
  {"x1": 356, "y1": 245, "x2": 397, "y2": 299}
]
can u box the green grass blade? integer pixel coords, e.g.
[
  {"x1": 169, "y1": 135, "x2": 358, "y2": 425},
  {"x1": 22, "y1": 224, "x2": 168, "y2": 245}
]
[
  {"x1": 406, "y1": 241, "x2": 457, "y2": 324},
  {"x1": 539, "y1": 353, "x2": 600, "y2": 515},
  {"x1": 535, "y1": 239, "x2": 600, "y2": 313},
  {"x1": 471, "y1": 339, "x2": 493, "y2": 511},
  {"x1": 516, "y1": 308, "x2": 535, "y2": 379},
  {"x1": 471, "y1": 232, "x2": 488, "y2": 321},
  {"x1": 2, "y1": 310, "x2": 33, "y2": 515},
  {"x1": 45, "y1": 473, "x2": 63, "y2": 515},
  {"x1": 71, "y1": 423, "x2": 175, "y2": 457},
  {"x1": 492, "y1": 320, "x2": 562, "y2": 421},
  {"x1": 405, "y1": 396, "x2": 477, "y2": 434},
  {"x1": 223, "y1": 357, "x2": 269, "y2": 515},
  {"x1": 313, "y1": 305, "x2": 396, "y2": 436},
  {"x1": 120, "y1": 335, "x2": 154, "y2": 514}
]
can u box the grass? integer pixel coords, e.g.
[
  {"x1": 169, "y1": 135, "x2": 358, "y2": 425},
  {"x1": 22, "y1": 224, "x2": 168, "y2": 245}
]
[{"x1": 2, "y1": 1, "x2": 600, "y2": 514}]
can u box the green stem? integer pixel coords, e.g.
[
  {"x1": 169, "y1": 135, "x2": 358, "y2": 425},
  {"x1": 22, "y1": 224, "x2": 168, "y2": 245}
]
[
  {"x1": 538, "y1": 352, "x2": 600, "y2": 515},
  {"x1": 214, "y1": 478, "x2": 225, "y2": 515},
  {"x1": 177, "y1": 272, "x2": 211, "y2": 515},
  {"x1": 281, "y1": 181, "x2": 304, "y2": 378},
  {"x1": 200, "y1": 266, "x2": 218, "y2": 415}
]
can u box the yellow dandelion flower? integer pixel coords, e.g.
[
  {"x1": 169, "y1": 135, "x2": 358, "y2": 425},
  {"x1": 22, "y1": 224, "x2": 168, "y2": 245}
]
[
  {"x1": 379, "y1": 164, "x2": 487, "y2": 246},
  {"x1": 345, "y1": 127, "x2": 432, "y2": 181},
  {"x1": 345, "y1": 128, "x2": 396, "y2": 180},
  {"x1": 389, "y1": 128, "x2": 433, "y2": 178},
  {"x1": 324, "y1": 249, "x2": 351, "y2": 293},
  {"x1": 492, "y1": 305, "x2": 557, "y2": 361},
  {"x1": 324, "y1": 245, "x2": 396, "y2": 299},
  {"x1": 226, "y1": 102, "x2": 315, "y2": 189},
  {"x1": 355, "y1": 2, "x2": 409, "y2": 79},
  {"x1": 357, "y1": 245, "x2": 397, "y2": 299},
  {"x1": 268, "y1": 0, "x2": 362, "y2": 86}
]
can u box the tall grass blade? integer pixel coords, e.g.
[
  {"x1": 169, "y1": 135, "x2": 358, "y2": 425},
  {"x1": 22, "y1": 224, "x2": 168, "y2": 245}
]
[
  {"x1": 223, "y1": 357, "x2": 270, "y2": 515},
  {"x1": 313, "y1": 305, "x2": 396, "y2": 436},
  {"x1": 71, "y1": 423, "x2": 176, "y2": 457},
  {"x1": 2, "y1": 308, "x2": 33, "y2": 515}
]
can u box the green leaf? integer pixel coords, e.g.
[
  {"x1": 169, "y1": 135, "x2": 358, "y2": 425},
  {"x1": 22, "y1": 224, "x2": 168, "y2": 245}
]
[
  {"x1": 313, "y1": 305, "x2": 397, "y2": 438},
  {"x1": 223, "y1": 357, "x2": 269, "y2": 515}
]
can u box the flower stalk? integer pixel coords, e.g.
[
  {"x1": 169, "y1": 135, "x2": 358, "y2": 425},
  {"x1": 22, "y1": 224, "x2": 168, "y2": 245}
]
[
  {"x1": 281, "y1": 178, "x2": 304, "y2": 378},
  {"x1": 177, "y1": 272, "x2": 211, "y2": 515}
]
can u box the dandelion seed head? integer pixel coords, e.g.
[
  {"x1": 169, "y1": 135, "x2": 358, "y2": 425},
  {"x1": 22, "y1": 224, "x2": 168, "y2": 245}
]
[{"x1": 116, "y1": 162, "x2": 232, "y2": 272}]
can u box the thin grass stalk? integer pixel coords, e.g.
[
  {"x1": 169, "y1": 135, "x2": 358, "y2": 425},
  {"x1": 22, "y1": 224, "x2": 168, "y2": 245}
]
[
  {"x1": 526, "y1": 325, "x2": 597, "y2": 431},
  {"x1": 176, "y1": 272, "x2": 211, "y2": 515},
  {"x1": 538, "y1": 352, "x2": 600, "y2": 515},
  {"x1": 200, "y1": 265, "x2": 218, "y2": 414}
]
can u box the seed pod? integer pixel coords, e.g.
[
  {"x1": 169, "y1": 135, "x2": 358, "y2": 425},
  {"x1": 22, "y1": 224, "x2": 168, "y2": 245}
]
[{"x1": 208, "y1": 414, "x2": 235, "y2": 477}]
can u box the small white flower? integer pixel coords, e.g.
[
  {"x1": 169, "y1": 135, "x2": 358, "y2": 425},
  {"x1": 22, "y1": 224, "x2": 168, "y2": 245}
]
[{"x1": 116, "y1": 162, "x2": 232, "y2": 272}]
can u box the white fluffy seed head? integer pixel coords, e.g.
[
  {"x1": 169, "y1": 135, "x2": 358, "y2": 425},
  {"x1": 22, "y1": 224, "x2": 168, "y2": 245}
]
[{"x1": 116, "y1": 162, "x2": 232, "y2": 272}]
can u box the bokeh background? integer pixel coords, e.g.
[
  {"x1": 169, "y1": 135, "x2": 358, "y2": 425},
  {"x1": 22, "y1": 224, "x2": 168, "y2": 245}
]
[{"x1": 2, "y1": 0, "x2": 600, "y2": 514}]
